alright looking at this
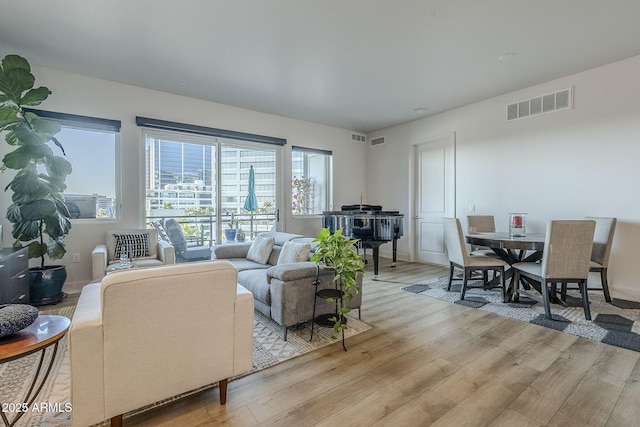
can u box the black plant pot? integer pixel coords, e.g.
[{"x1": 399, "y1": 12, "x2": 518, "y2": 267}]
[{"x1": 29, "y1": 265, "x2": 67, "y2": 306}]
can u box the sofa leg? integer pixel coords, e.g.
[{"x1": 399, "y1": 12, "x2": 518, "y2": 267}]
[
  {"x1": 111, "y1": 414, "x2": 123, "y2": 427},
  {"x1": 219, "y1": 378, "x2": 228, "y2": 405},
  {"x1": 283, "y1": 327, "x2": 288, "y2": 341}
]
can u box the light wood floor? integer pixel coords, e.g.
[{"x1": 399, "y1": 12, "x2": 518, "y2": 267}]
[{"x1": 58, "y1": 259, "x2": 640, "y2": 426}]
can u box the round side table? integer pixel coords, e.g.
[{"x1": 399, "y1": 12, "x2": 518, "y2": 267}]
[{"x1": 0, "y1": 315, "x2": 70, "y2": 427}]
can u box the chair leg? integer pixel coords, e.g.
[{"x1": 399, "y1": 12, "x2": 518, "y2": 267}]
[
  {"x1": 579, "y1": 280, "x2": 592, "y2": 320},
  {"x1": 540, "y1": 279, "x2": 553, "y2": 319},
  {"x1": 460, "y1": 268, "x2": 469, "y2": 300},
  {"x1": 560, "y1": 283, "x2": 567, "y2": 302},
  {"x1": 219, "y1": 378, "x2": 228, "y2": 405},
  {"x1": 447, "y1": 263, "x2": 455, "y2": 291},
  {"x1": 512, "y1": 270, "x2": 520, "y2": 302},
  {"x1": 601, "y1": 268, "x2": 612, "y2": 302},
  {"x1": 111, "y1": 415, "x2": 123, "y2": 427},
  {"x1": 499, "y1": 267, "x2": 507, "y2": 303}
]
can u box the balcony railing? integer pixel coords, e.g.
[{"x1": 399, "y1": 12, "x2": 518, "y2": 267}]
[{"x1": 147, "y1": 212, "x2": 276, "y2": 246}]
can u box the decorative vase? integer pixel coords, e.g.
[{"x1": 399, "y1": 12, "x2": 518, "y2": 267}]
[
  {"x1": 224, "y1": 229, "x2": 237, "y2": 242},
  {"x1": 236, "y1": 228, "x2": 246, "y2": 242},
  {"x1": 509, "y1": 213, "x2": 527, "y2": 237},
  {"x1": 29, "y1": 265, "x2": 67, "y2": 306}
]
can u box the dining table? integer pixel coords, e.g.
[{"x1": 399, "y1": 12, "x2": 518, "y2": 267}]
[{"x1": 465, "y1": 232, "x2": 546, "y2": 301}]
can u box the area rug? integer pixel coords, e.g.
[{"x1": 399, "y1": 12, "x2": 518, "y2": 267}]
[
  {"x1": 402, "y1": 276, "x2": 640, "y2": 353},
  {"x1": 0, "y1": 305, "x2": 369, "y2": 426}
]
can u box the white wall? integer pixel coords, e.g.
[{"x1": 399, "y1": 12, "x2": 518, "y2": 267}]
[
  {"x1": 368, "y1": 54, "x2": 640, "y2": 301},
  {"x1": 0, "y1": 67, "x2": 368, "y2": 293}
]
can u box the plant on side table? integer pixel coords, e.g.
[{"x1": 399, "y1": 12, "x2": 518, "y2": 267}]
[
  {"x1": 311, "y1": 227, "x2": 364, "y2": 346},
  {"x1": 0, "y1": 54, "x2": 72, "y2": 306}
]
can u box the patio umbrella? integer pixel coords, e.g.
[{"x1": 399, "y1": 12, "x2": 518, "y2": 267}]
[{"x1": 244, "y1": 165, "x2": 259, "y2": 236}]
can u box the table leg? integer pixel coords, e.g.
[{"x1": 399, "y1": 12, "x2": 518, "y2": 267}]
[{"x1": 1, "y1": 341, "x2": 61, "y2": 427}]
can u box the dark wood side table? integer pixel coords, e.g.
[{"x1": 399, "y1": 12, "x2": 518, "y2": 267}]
[{"x1": 0, "y1": 315, "x2": 71, "y2": 427}]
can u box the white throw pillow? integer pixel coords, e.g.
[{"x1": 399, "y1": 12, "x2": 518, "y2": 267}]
[
  {"x1": 246, "y1": 235, "x2": 276, "y2": 264},
  {"x1": 277, "y1": 241, "x2": 311, "y2": 265}
]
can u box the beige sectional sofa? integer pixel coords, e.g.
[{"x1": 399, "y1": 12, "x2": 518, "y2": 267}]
[{"x1": 212, "y1": 231, "x2": 363, "y2": 339}]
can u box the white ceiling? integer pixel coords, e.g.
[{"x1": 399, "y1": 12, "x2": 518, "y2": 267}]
[{"x1": 2, "y1": 1, "x2": 640, "y2": 133}]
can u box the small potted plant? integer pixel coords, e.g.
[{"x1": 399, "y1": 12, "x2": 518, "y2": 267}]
[
  {"x1": 310, "y1": 227, "x2": 364, "y2": 342},
  {"x1": 224, "y1": 213, "x2": 238, "y2": 241}
]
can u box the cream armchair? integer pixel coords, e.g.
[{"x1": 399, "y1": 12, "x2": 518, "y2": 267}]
[
  {"x1": 92, "y1": 228, "x2": 175, "y2": 280},
  {"x1": 69, "y1": 261, "x2": 254, "y2": 427}
]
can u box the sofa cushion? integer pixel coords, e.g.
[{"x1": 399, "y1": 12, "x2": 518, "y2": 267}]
[
  {"x1": 259, "y1": 232, "x2": 305, "y2": 247},
  {"x1": 113, "y1": 233, "x2": 150, "y2": 260},
  {"x1": 246, "y1": 235, "x2": 275, "y2": 264},
  {"x1": 226, "y1": 258, "x2": 271, "y2": 272},
  {"x1": 238, "y1": 269, "x2": 271, "y2": 304},
  {"x1": 277, "y1": 241, "x2": 311, "y2": 265}
]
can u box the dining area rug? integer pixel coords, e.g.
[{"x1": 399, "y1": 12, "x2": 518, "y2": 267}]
[
  {"x1": 402, "y1": 276, "x2": 640, "y2": 353},
  {"x1": 0, "y1": 305, "x2": 370, "y2": 426}
]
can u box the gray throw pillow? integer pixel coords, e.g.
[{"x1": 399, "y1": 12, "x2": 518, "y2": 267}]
[
  {"x1": 277, "y1": 241, "x2": 311, "y2": 265},
  {"x1": 246, "y1": 235, "x2": 275, "y2": 264}
]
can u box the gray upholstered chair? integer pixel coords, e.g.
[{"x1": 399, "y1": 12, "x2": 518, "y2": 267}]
[
  {"x1": 467, "y1": 215, "x2": 499, "y2": 257},
  {"x1": 163, "y1": 218, "x2": 212, "y2": 262},
  {"x1": 560, "y1": 217, "x2": 617, "y2": 303},
  {"x1": 443, "y1": 218, "x2": 507, "y2": 301},
  {"x1": 513, "y1": 220, "x2": 596, "y2": 320}
]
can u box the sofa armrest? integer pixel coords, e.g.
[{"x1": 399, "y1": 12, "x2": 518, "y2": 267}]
[
  {"x1": 70, "y1": 282, "x2": 106, "y2": 427},
  {"x1": 91, "y1": 244, "x2": 108, "y2": 281},
  {"x1": 212, "y1": 243, "x2": 251, "y2": 260},
  {"x1": 157, "y1": 240, "x2": 176, "y2": 265},
  {"x1": 266, "y1": 261, "x2": 325, "y2": 283},
  {"x1": 233, "y1": 284, "x2": 254, "y2": 376}
]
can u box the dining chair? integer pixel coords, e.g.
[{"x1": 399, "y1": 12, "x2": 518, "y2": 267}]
[
  {"x1": 443, "y1": 218, "x2": 507, "y2": 302},
  {"x1": 560, "y1": 217, "x2": 617, "y2": 303},
  {"x1": 467, "y1": 215, "x2": 499, "y2": 257},
  {"x1": 512, "y1": 220, "x2": 596, "y2": 320}
]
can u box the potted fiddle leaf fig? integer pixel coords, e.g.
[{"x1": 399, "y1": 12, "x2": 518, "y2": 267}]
[
  {"x1": 311, "y1": 227, "x2": 364, "y2": 341},
  {"x1": 0, "y1": 54, "x2": 72, "y2": 305}
]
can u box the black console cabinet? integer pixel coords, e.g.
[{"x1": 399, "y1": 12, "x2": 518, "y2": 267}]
[{"x1": 0, "y1": 247, "x2": 30, "y2": 305}]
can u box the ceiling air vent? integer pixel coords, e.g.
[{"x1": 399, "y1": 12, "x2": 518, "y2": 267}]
[
  {"x1": 351, "y1": 133, "x2": 366, "y2": 143},
  {"x1": 370, "y1": 136, "x2": 386, "y2": 147},
  {"x1": 506, "y1": 87, "x2": 573, "y2": 122}
]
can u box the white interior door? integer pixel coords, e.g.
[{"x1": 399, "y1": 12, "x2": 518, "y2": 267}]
[{"x1": 413, "y1": 133, "x2": 455, "y2": 265}]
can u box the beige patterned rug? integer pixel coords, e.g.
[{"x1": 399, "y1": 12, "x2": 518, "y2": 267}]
[{"x1": 0, "y1": 305, "x2": 369, "y2": 426}]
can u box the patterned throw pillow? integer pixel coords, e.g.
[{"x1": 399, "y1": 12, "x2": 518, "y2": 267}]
[
  {"x1": 113, "y1": 233, "x2": 150, "y2": 260},
  {"x1": 246, "y1": 235, "x2": 275, "y2": 265},
  {"x1": 277, "y1": 241, "x2": 311, "y2": 265}
]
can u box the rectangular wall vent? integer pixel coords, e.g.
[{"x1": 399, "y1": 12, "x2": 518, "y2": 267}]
[
  {"x1": 506, "y1": 87, "x2": 573, "y2": 122},
  {"x1": 370, "y1": 136, "x2": 386, "y2": 146},
  {"x1": 351, "y1": 133, "x2": 366, "y2": 143}
]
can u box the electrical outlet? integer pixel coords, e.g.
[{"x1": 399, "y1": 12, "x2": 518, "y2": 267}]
[
  {"x1": 72, "y1": 253, "x2": 81, "y2": 263},
  {"x1": 469, "y1": 204, "x2": 476, "y2": 213}
]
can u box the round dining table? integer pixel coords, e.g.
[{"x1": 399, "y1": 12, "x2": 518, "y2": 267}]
[{"x1": 465, "y1": 232, "x2": 546, "y2": 300}]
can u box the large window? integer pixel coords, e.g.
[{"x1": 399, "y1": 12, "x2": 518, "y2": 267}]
[
  {"x1": 291, "y1": 146, "x2": 332, "y2": 216},
  {"x1": 143, "y1": 128, "x2": 281, "y2": 243},
  {"x1": 61, "y1": 127, "x2": 118, "y2": 219},
  {"x1": 27, "y1": 110, "x2": 121, "y2": 220}
]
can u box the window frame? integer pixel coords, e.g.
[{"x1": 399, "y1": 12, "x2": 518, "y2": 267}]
[
  {"x1": 24, "y1": 109, "x2": 122, "y2": 222},
  {"x1": 291, "y1": 146, "x2": 333, "y2": 217}
]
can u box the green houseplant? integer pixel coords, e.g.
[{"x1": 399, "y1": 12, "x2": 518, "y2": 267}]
[
  {"x1": 310, "y1": 227, "x2": 364, "y2": 341},
  {"x1": 0, "y1": 54, "x2": 72, "y2": 305}
]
